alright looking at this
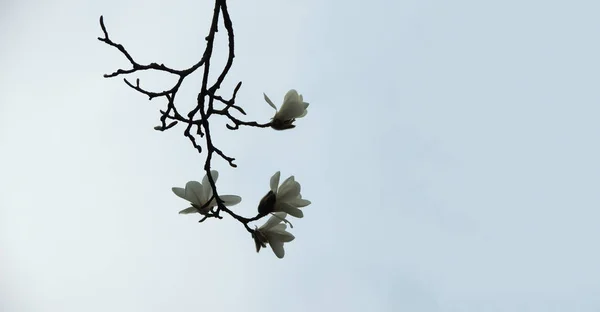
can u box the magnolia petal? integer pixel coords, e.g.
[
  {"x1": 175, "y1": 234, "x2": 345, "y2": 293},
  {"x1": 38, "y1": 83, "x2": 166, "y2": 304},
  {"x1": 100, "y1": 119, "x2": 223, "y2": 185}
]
[
  {"x1": 201, "y1": 170, "x2": 219, "y2": 186},
  {"x1": 258, "y1": 212, "x2": 287, "y2": 231},
  {"x1": 268, "y1": 229, "x2": 295, "y2": 243},
  {"x1": 275, "y1": 100, "x2": 305, "y2": 121},
  {"x1": 221, "y1": 195, "x2": 242, "y2": 206},
  {"x1": 277, "y1": 176, "x2": 296, "y2": 197},
  {"x1": 270, "y1": 223, "x2": 287, "y2": 232},
  {"x1": 178, "y1": 207, "x2": 198, "y2": 214},
  {"x1": 281, "y1": 174, "x2": 296, "y2": 185},
  {"x1": 264, "y1": 93, "x2": 277, "y2": 110},
  {"x1": 270, "y1": 171, "x2": 281, "y2": 194},
  {"x1": 271, "y1": 211, "x2": 288, "y2": 220},
  {"x1": 184, "y1": 181, "x2": 205, "y2": 206},
  {"x1": 289, "y1": 197, "x2": 311, "y2": 207},
  {"x1": 283, "y1": 89, "x2": 299, "y2": 103},
  {"x1": 171, "y1": 187, "x2": 187, "y2": 200},
  {"x1": 268, "y1": 239, "x2": 286, "y2": 259},
  {"x1": 298, "y1": 102, "x2": 309, "y2": 118},
  {"x1": 277, "y1": 202, "x2": 304, "y2": 218},
  {"x1": 277, "y1": 181, "x2": 301, "y2": 203}
]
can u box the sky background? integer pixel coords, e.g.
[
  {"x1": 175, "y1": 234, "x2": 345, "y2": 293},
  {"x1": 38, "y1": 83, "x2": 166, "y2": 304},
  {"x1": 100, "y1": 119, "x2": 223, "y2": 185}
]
[{"x1": 1, "y1": 0, "x2": 600, "y2": 311}]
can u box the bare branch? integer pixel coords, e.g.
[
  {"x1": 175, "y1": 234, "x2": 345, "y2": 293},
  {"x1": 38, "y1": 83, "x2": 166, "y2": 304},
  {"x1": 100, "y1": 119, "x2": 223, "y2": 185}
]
[{"x1": 98, "y1": 0, "x2": 275, "y2": 235}]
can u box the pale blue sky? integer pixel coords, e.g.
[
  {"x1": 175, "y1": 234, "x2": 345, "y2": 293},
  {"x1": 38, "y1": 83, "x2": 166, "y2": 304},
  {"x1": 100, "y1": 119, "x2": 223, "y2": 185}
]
[{"x1": 1, "y1": 0, "x2": 599, "y2": 311}]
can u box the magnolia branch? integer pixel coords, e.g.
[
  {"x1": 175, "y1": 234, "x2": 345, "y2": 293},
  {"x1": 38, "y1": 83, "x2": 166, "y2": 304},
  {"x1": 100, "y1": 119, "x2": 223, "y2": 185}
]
[{"x1": 97, "y1": 0, "x2": 272, "y2": 234}]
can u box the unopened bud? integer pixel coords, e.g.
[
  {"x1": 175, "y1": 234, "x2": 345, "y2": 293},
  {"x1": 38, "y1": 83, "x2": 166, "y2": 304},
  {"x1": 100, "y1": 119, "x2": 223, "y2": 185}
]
[{"x1": 257, "y1": 190, "x2": 277, "y2": 216}]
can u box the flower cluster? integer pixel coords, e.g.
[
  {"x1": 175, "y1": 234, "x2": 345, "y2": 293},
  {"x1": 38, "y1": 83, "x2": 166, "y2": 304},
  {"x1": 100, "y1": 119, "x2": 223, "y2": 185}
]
[
  {"x1": 252, "y1": 171, "x2": 311, "y2": 258},
  {"x1": 171, "y1": 90, "x2": 312, "y2": 259},
  {"x1": 99, "y1": 8, "x2": 311, "y2": 259},
  {"x1": 173, "y1": 170, "x2": 311, "y2": 258}
]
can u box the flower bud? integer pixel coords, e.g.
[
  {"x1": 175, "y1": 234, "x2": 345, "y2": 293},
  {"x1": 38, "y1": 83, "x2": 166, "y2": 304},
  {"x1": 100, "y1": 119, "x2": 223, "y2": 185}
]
[{"x1": 257, "y1": 190, "x2": 276, "y2": 216}]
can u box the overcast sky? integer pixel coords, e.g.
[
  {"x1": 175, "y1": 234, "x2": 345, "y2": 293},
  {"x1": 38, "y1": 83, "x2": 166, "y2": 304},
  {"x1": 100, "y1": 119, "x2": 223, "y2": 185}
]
[{"x1": 1, "y1": 0, "x2": 600, "y2": 311}]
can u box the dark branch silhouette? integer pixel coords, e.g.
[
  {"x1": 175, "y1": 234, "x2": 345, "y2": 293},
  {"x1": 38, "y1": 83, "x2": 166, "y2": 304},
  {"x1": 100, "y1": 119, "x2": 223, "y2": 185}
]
[{"x1": 98, "y1": 0, "x2": 272, "y2": 234}]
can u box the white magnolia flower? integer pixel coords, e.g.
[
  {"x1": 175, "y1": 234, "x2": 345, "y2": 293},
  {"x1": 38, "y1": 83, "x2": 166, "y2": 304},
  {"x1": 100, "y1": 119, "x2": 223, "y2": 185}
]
[
  {"x1": 253, "y1": 212, "x2": 295, "y2": 258},
  {"x1": 263, "y1": 89, "x2": 309, "y2": 130},
  {"x1": 172, "y1": 170, "x2": 242, "y2": 215},
  {"x1": 257, "y1": 171, "x2": 311, "y2": 218}
]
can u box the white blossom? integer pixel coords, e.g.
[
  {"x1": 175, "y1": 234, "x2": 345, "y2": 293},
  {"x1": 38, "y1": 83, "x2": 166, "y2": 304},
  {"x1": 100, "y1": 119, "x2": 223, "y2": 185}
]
[
  {"x1": 253, "y1": 212, "x2": 295, "y2": 258},
  {"x1": 263, "y1": 89, "x2": 309, "y2": 130},
  {"x1": 258, "y1": 171, "x2": 311, "y2": 218},
  {"x1": 172, "y1": 170, "x2": 241, "y2": 215}
]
